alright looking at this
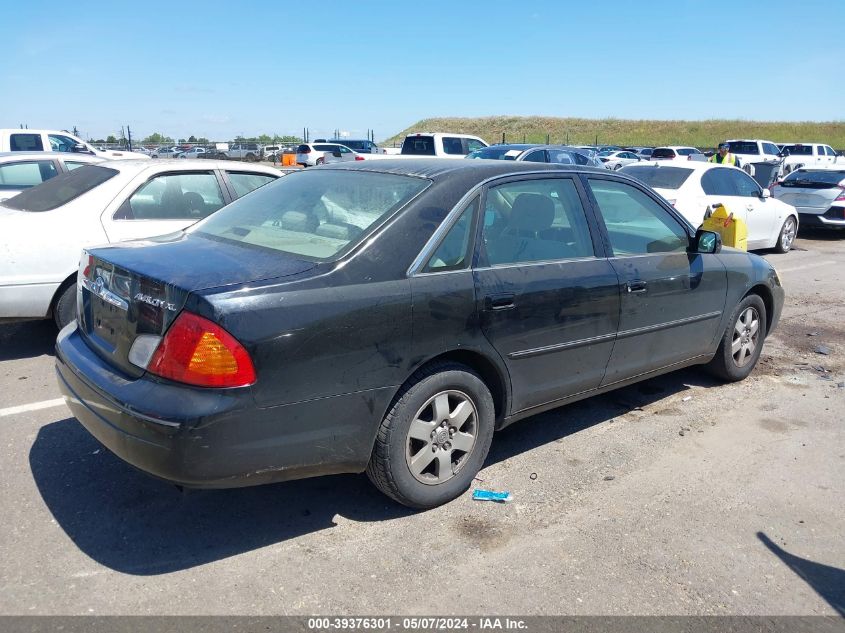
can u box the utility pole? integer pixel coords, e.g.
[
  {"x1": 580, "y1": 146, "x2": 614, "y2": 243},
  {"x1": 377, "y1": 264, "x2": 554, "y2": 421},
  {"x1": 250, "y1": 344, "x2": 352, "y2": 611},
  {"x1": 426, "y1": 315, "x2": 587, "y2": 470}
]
[{"x1": 127, "y1": 125, "x2": 132, "y2": 151}]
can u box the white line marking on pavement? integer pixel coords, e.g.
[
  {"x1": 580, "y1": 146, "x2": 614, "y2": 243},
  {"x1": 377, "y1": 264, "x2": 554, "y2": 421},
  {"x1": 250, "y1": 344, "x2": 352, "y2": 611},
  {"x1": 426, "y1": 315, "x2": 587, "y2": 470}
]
[
  {"x1": 0, "y1": 398, "x2": 66, "y2": 417},
  {"x1": 776, "y1": 260, "x2": 836, "y2": 274}
]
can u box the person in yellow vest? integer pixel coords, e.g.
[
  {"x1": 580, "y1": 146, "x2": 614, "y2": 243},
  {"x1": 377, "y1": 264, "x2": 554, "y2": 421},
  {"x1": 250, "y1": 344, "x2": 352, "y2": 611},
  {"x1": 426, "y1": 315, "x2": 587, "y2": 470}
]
[{"x1": 710, "y1": 142, "x2": 740, "y2": 167}]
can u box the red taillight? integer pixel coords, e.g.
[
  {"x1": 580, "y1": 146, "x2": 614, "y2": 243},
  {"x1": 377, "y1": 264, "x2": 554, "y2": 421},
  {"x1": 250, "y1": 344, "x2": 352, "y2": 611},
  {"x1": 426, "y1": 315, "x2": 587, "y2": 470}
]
[
  {"x1": 354, "y1": 155, "x2": 365, "y2": 161},
  {"x1": 147, "y1": 311, "x2": 256, "y2": 388},
  {"x1": 81, "y1": 254, "x2": 94, "y2": 279},
  {"x1": 835, "y1": 188, "x2": 845, "y2": 202}
]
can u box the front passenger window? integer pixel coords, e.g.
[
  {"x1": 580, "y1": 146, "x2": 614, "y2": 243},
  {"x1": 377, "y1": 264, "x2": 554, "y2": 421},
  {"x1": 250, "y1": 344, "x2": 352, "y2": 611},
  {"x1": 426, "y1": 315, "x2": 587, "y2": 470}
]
[
  {"x1": 727, "y1": 170, "x2": 761, "y2": 197},
  {"x1": 588, "y1": 179, "x2": 688, "y2": 256}
]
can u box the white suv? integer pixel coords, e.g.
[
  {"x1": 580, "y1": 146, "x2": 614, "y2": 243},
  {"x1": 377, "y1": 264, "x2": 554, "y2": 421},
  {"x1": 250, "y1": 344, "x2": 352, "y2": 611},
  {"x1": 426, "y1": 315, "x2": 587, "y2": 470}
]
[
  {"x1": 296, "y1": 143, "x2": 362, "y2": 167},
  {"x1": 724, "y1": 139, "x2": 782, "y2": 166}
]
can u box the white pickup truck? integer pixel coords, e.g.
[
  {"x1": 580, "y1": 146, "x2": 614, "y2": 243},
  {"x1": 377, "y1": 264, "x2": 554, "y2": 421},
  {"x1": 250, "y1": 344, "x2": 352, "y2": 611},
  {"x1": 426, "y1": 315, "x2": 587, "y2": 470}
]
[
  {"x1": 780, "y1": 143, "x2": 843, "y2": 176},
  {"x1": 0, "y1": 129, "x2": 149, "y2": 160},
  {"x1": 365, "y1": 133, "x2": 488, "y2": 159}
]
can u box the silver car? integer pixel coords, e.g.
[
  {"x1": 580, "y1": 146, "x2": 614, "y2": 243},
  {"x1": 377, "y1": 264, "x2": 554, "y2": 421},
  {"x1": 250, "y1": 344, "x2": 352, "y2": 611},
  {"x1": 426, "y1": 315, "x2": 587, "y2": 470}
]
[{"x1": 771, "y1": 168, "x2": 845, "y2": 230}]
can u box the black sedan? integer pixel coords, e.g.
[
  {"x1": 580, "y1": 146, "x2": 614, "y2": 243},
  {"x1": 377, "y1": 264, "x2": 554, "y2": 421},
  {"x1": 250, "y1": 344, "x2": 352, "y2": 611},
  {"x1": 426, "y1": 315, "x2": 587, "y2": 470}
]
[{"x1": 55, "y1": 159, "x2": 784, "y2": 509}]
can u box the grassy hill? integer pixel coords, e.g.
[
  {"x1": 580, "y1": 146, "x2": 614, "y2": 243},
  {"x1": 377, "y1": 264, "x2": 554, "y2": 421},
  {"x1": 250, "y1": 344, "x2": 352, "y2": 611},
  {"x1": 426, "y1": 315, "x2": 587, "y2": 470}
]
[{"x1": 382, "y1": 116, "x2": 845, "y2": 149}]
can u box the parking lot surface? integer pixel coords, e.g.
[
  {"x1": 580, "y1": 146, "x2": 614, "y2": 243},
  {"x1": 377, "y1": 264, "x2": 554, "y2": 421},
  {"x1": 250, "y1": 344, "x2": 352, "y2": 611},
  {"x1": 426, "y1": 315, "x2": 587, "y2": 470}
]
[{"x1": 1, "y1": 232, "x2": 843, "y2": 616}]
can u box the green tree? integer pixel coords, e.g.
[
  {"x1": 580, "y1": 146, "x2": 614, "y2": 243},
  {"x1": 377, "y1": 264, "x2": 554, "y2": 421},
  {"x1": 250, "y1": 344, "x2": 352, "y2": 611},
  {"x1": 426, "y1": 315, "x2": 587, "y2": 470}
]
[
  {"x1": 106, "y1": 135, "x2": 117, "y2": 144},
  {"x1": 188, "y1": 135, "x2": 197, "y2": 143},
  {"x1": 257, "y1": 134, "x2": 273, "y2": 144},
  {"x1": 142, "y1": 132, "x2": 173, "y2": 144}
]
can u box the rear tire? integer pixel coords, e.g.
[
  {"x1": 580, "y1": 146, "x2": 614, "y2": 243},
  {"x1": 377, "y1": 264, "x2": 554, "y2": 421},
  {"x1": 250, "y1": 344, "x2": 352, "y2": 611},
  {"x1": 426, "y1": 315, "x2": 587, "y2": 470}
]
[
  {"x1": 366, "y1": 362, "x2": 495, "y2": 509},
  {"x1": 315, "y1": 157, "x2": 325, "y2": 166},
  {"x1": 53, "y1": 283, "x2": 77, "y2": 330},
  {"x1": 774, "y1": 216, "x2": 797, "y2": 253},
  {"x1": 706, "y1": 294, "x2": 766, "y2": 382}
]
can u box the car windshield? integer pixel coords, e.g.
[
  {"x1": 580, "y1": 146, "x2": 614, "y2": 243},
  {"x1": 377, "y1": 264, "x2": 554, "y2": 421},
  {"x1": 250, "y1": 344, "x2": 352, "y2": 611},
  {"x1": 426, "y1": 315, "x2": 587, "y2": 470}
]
[
  {"x1": 781, "y1": 170, "x2": 845, "y2": 188},
  {"x1": 621, "y1": 165, "x2": 693, "y2": 190},
  {"x1": 2, "y1": 165, "x2": 119, "y2": 212},
  {"x1": 193, "y1": 169, "x2": 430, "y2": 261}
]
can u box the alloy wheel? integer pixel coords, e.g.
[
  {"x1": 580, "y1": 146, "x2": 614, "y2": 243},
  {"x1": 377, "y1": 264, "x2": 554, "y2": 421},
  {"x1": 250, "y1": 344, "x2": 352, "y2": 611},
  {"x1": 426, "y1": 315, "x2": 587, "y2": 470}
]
[
  {"x1": 781, "y1": 217, "x2": 797, "y2": 251},
  {"x1": 731, "y1": 306, "x2": 760, "y2": 368},
  {"x1": 405, "y1": 390, "x2": 478, "y2": 485}
]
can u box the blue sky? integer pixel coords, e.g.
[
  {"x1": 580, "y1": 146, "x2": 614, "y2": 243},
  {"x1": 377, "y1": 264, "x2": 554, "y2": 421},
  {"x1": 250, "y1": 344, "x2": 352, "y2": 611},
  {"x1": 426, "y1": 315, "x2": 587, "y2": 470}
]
[{"x1": 2, "y1": 0, "x2": 843, "y2": 142}]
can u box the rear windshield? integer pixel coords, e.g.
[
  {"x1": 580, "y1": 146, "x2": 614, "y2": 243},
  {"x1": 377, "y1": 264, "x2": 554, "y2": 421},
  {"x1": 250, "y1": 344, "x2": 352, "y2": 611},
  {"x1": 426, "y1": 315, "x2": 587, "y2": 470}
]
[
  {"x1": 781, "y1": 170, "x2": 845, "y2": 188},
  {"x1": 194, "y1": 169, "x2": 430, "y2": 261},
  {"x1": 402, "y1": 136, "x2": 436, "y2": 155},
  {"x1": 621, "y1": 165, "x2": 693, "y2": 190},
  {"x1": 3, "y1": 165, "x2": 118, "y2": 212},
  {"x1": 651, "y1": 148, "x2": 676, "y2": 159},
  {"x1": 782, "y1": 145, "x2": 813, "y2": 156},
  {"x1": 727, "y1": 141, "x2": 760, "y2": 155}
]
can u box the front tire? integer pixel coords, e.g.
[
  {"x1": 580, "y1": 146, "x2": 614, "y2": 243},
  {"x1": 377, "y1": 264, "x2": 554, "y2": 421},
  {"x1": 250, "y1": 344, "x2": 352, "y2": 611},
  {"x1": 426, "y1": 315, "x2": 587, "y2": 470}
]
[
  {"x1": 53, "y1": 283, "x2": 77, "y2": 330},
  {"x1": 366, "y1": 362, "x2": 495, "y2": 509},
  {"x1": 706, "y1": 294, "x2": 766, "y2": 381},
  {"x1": 774, "y1": 216, "x2": 797, "y2": 253}
]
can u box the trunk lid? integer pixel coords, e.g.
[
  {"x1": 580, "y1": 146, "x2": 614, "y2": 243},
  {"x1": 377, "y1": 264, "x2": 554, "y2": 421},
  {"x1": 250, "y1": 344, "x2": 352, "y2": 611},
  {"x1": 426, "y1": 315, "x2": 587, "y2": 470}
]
[{"x1": 78, "y1": 232, "x2": 317, "y2": 377}]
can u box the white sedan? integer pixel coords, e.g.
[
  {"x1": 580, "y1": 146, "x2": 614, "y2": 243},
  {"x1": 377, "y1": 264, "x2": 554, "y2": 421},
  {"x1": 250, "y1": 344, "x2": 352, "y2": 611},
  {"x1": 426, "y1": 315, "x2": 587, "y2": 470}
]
[
  {"x1": 598, "y1": 150, "x2": 643, "y2": 170},
  {"x1": 620, "y1": 161, "x2": 799, "y2": 253},
  {"x1": 0, "y1": 152, "x2": 103, "y2": 202},
  {"x1": 0, "y1": 160, "x2": 284, "y2": 328}
]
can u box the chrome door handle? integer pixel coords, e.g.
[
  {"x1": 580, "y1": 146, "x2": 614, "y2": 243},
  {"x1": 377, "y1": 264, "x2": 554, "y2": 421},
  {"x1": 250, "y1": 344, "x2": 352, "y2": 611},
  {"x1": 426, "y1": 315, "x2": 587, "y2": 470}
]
[{"x1": 626, "y1": 281, "x2": 647, "y2": 293}]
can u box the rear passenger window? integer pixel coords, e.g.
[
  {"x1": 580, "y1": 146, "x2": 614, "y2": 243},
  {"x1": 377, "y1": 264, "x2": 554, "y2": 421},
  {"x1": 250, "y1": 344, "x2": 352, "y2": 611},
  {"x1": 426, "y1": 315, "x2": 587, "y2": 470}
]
[
  {"x1": 482, "y1": 178, "x2": 594, "y2": 265},
  {"x1": 0, "y1": 160, "x2": 58, "y2": 189},
  {"x1": 700, "y1": 168, "x2": 735, "y2": 196},
  {"x1": 10, "y1": 134, "x2": 43, "y2": 152},
  {"x1": 442, "y1": 137, "x2": 465, "y2": 155},
  {"x1": 116, "y1": 172, "x2": 225, "y2": 220},
  {"x1": 423, "y1": 197, "x2": 478, "y2": 273},
  {"x1": 523, "y1": 150, "x2": 547, "y2": 163},
  {"x1": 227, "y1": 172, "x2": 276, "y2": 198},
  {"x1": 588, "y1": 179, "x2": 688, "y2": 256}
]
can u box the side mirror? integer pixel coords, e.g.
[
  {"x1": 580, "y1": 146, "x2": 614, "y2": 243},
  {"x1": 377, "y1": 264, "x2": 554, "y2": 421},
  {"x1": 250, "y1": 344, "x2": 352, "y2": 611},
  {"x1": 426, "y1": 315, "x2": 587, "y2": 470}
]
[
  {"x1": 692, "y1": 229, "x2": 721, "y2": 254},
  {"x1": 72, "y1": 143, "x2": 92, "y2": 154},
  {"x1": 760, "y1": 188, "x2": 771, "y2": 199}
]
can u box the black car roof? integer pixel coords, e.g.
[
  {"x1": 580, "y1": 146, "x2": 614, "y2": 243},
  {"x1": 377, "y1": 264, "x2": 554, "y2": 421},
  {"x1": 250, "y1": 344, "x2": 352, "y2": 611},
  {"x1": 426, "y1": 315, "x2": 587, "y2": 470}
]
[{"x1": 322, "y1": 158, "x2": 606, "y2": 180}]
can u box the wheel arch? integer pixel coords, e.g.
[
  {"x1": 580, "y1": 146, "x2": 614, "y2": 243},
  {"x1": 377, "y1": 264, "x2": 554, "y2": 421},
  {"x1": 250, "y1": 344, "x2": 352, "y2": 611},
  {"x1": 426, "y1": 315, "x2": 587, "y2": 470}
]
[
  {"x1": 396, "y1": 349, "x2": 510, "y2": 426},
  {"x1": 744, "y1": 284, "x2": 774, "y2": 335},
  {"x1": 48, "y1": 272, "x2": 78, "y2": 318}
]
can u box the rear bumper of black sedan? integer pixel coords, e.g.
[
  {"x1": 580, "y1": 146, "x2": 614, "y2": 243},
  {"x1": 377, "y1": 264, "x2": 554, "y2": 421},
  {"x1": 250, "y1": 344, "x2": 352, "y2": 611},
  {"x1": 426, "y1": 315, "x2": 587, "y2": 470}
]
[{"x1": 55, "y1": 324, "x2": 386, "y2": 488}]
